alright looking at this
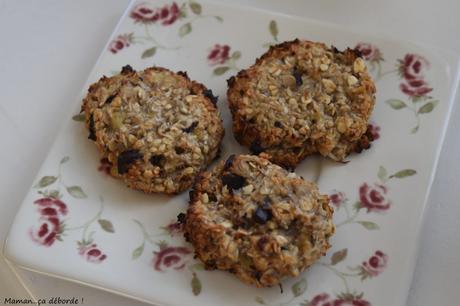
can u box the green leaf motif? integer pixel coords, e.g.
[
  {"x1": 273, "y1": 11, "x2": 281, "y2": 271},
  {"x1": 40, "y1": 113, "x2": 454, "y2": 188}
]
[
  {"x1": 141, "y1": 47, "x2": 157, "y2": 59},
  {"x1": 35, "y1": 176, "x2": 57, "y2": 188},
  {"x1": 291, "y1": 278, "x2": 307, "y2": 297},
  {"x1": 390, "y1": 169, "x2": 417, "y2": 178},
  {"x1": 411, "y1": 125, "x2": 419, "y2": 133},
  {"x1": 191, "y1": 272, "x2": 202, "y2": 296},
  {"x1": 255, "y1": 296, "x2": 266, "y2": 305},
  {"x1": 132, "y1": 244, "x2": 144, "y2": 259},
  {"x1": 49, "y1": 190, "x2": 61, "y2": 199},
  {"x1": 331, "y1": 248, "x2": 348, "y2": 265},
  {"x1": 98, "y1": 219, "x2": 114, "y2": 233},
  {"x1": 215, "y1": 16, "x2": 223, "y2": 22},
  {"x1": 189, "y1": 1, "x2": 202, "y2": 14},
  {"x1": 269, "y1": 20, "x2": 279, "y2": 41},
  {"x1": 377, "y1": 166, "x2": 387, "y2": 182},
  {"x1": 231, "y1": 51, "x2": 242, "y2": 60},
  {"x1": 60, "y1": 156, "x2": 70, "y2": 164},
  {"x1": 300, "y1": 301, "x2": 311, "y2": 306},
  {"x1": 179, "y1": 23, "x2": 192, "y2": 37},
  {"x1": 213, "y1": 66, "x2": 230, "y2": 76},
  {"x1": 386, "y1": 99, "x2": 407, "y2": 110},
  {"x1": 66, "y1": 186, "x2": 87, "y2": 198},
  {"x1": 418, "y1": 101, "x2": 436, "y2": 114},
  {"x1": 356, "y1": 221, "x2": 380, "y2": 230},
  {"x1": 72, "y1": 113, "x2": 85, "y2": 122}
]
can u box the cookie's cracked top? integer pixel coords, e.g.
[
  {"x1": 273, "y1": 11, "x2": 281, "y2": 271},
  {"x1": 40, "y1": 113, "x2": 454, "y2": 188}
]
[
  {"x1": 184, "y1": 154, "x2": 334, "y2": 287},
  {"x1": 227, "y1": 39, "x2": 376, "y2": 167},
  {"x1": 82, "y1": 65, "x2": 224, "y2": 194}
]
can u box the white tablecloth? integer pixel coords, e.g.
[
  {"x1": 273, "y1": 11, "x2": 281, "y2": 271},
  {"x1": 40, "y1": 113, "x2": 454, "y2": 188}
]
[{"x1": 1, "y1": 0, "x2": 458, "y2": 305}]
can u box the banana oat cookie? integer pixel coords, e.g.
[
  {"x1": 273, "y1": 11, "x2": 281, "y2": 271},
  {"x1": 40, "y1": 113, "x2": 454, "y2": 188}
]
[
  {"x1": 82, "y1": 65, "x2": 224, "y2": 194},
  {"x1": 184, "y1": 154, "x2": 334, "y2": 287},
  {"x1": 227, "y1": 39, "x2": 376, "y2": 168}
]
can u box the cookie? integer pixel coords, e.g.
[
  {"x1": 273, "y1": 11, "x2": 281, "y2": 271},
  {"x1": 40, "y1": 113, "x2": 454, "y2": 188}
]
[
  {"x1": 227, "y1": 39, "x2": 376, "y2": 168},
  {"x1": 82, "y1": 65, "x2": 224, "y2": 194},
  {"x1": 184, "y1": 154, "x2": 334, "y2": 287}
]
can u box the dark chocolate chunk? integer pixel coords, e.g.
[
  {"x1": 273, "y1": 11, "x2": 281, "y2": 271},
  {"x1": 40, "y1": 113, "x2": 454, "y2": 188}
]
[
  {"x1": 293, "y1": 67, "x2": 303, "y2": 87},
  {"x1": 117, "y1": 149, "x2": 143, "y2": 174},
  {"x1": 177, "y1": 212, "x2": 186, "y2": 224},
  {"x1": 149, "y1": 154, "x2": 165, "y2": 166},
  {"x1": 88, "y1": 114, "x2": 96, "y2": 141},
  {"x1": 224, "y1": 154, "x2": 236, "y2": 170},
  {"x1": 105, "y1": 94, "x2": 116, "y2": 104},
  {"x1": 239, "y1": 89, "x2": 245, "y2": 96},
  {"x1": 253, "y1": 207, "x2": 272, "y2": 224},
  {"x1": 249, "y1": 139, "x2": 264, "y2": 155},
  {"x1": 183, "y1": 121, "x2": 198, "y2": 133},
  {"x1": 274, "y1": 121, "x2": 282, "y2": 128},
  {"x1": 208, "y1": 193, "x2": 217, "y2": 202},
  {"x1": 175, "y1": 146, "x2": 185, "y2": 154},
  {"x1": 121, "y1": 65, "x2": 134, "y2": 74},
  {"x1": 222, "y1": 173, "x2": 246, "y2": 190},
  {"x1": 203, "y1": 89, "x2": 218, "y2": 105},
  {"x1": 177, "y1": 71, "x2": 189, "y2": 79},
  {"x1": 262, "y1": 196, "x2": 271, "y2": 209}
]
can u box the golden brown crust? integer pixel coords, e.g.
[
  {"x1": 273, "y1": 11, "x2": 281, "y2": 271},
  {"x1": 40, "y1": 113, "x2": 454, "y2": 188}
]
[
  {"x1": 227, "y1": 39, "x2": 376, "y2": 168},
  {"x1": 82, "y1": 65, "x2": 224, "y2": 194},
  {"x1": 184, "y1": 154, "x2": 335, "y2": 287}
]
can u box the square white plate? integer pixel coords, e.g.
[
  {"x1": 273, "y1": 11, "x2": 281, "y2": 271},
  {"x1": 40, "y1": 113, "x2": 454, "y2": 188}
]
[{"x1": 4, "y1": 1, "x2": 460, "y2": 305}]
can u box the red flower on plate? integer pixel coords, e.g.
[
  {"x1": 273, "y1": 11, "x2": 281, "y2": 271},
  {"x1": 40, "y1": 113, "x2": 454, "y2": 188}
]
[
  {"x1": 208, "y1": 44, "x2": 230, "y2": 65},
  {"x1": 359, "y1": 183, "x2": 390, "y2": 213},
  {"x1": 329, "y1": 191, "x2": 346, "y2": 208},
  {"x1": 399, "y1": 53, "x2": 430, "y2": 81},
  {"x1": 130, "y1": 2, "x2": 180, "y2": 26},
  {"x1": 162, "y1": 220, "x2": 184, "y2": 236},
  {"x1": 309, "y1": 293, "x2": 371, "y2": 306},
  {"x1": 130, "y1": 2, "x2": 160, "y2": 24},
  {"x1": 30, "y1": 197, "x2": 68, "y2": 246},
  {"x1": 34, "y1": 197, "x2": 68, "y2": 216},
  {"x1": 153, "y1": 246, "x2": 192, "y2": 271},
  {"x1": 78, "y1": 243, "x2": 107, "y2": 263},
  {"x1": 109, "y1": 33, "x2": 133, "y2": 54},
  {"x1": 400, "y1": 79, "x2": 433, "y2": 97},
  {"x1": 355, "y1": 42, "x2": 383, "y2": 63},
  {"x1": 30, "y1": 217, "x2": 61, "y2": 247},
  {"x1": 360, "y1": 250, "x2": 388, "y2": 278},
  {"x1": 158, "y1": 2, "x2": 180, "y2": 25}
]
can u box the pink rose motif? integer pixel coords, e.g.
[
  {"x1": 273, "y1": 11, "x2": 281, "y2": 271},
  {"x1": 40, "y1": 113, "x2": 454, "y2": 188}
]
[
  {"x1": 367, "y1": 123, "x2": 380, "y2": 140},
  {"x1": 158, "y1": 2, "x2": 180, "y2": 25},
  {"x1": 78, "y1": 243, "x2": 107, "y2": 263},
  {"x1": 310, "y1": 293, "x2": 333, "y2": 306},
  {"x1": 30, "y1": 217, "x2": 61, "y2": 247},
  {"x1": 34, "y1": 197, "x2": 68, "y2": 216},
  {"x1": 153, "y1": 246, "x2": 192, "y2": 271},
  {"x1": 400, "y1": 79, "x2": 433, "y2": 97},
  {"x1": 130, "y1": 2, "x2": 180, "y2": 26},
  {"x1": 399, "y1": 54, "x2": 430, "y2": 81},
  {"x1": 208, "y1": 44, "x2": 230, "y2": 66},
  {"x1": 359, "y1": 183, "x2": 390, "y2": 213},
  {"x1": 355, "y1": 42, "x2": 382, "y2": 62},
  {"x1": 109, "y1": 34, "x2": 133, "y2": 54},
  {"x1": 329, "y1": 191, "x2": 346, "y2": 208},
  {"x1": 361, "y1": 250, "x2": 388, "y2": 278},
  {"x1": 130, "y1": 2, "x2": 160, "y2": 24},
  {"x1": 310, "y1": 293, "x2": 371, "y2": 306}
]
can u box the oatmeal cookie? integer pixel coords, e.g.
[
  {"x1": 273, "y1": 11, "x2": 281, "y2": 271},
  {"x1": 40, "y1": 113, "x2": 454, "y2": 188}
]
[
  {"x1": 184, "y1": 154, "x2": 334, "y2": 287},
  {"x1": 82, "y1": 65, "x2": 224, "y2": 194},
  {"x1": 227, "y1": 39, "x2": 376, "y2": 168}
]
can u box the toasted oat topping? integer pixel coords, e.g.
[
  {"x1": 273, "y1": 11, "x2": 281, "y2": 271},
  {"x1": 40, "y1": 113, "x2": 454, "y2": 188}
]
[
  {"x1": 227, "y1": 39, "x2": 376, "y2": 166},
  {"x1": 82, "y1": 66, "x2": 224, "y2": 194},
  {"x1": 184, "y1": 154, "x2": 334, "y2": 287}
]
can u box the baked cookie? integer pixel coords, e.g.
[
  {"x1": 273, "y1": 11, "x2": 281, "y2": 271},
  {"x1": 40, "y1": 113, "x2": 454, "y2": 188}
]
[
  {"x1": 82, "y1": 65, "x2": 224, "y2": 194},
  {"x1": 227, "y1": 39, "x2": 376, "y2": 168},
  {"x1": 184, "y1": 154, "x2": 334, "y2": 287}
]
